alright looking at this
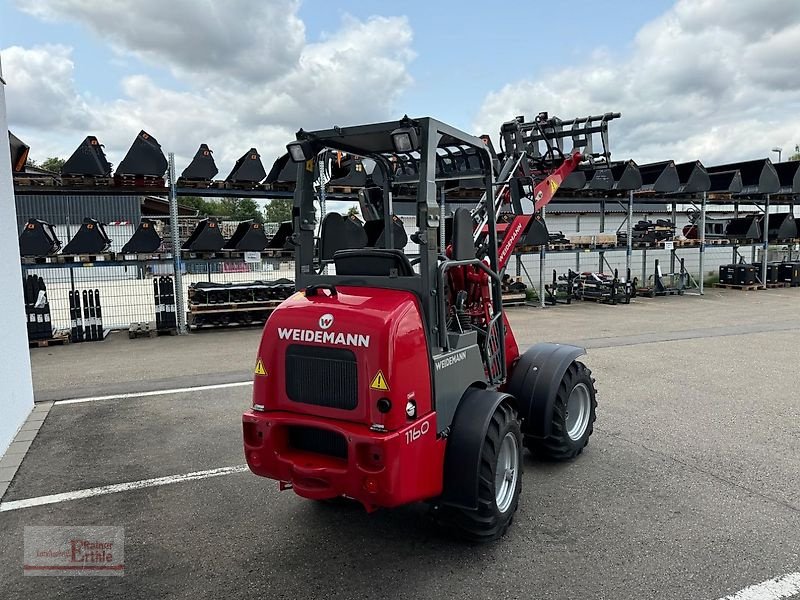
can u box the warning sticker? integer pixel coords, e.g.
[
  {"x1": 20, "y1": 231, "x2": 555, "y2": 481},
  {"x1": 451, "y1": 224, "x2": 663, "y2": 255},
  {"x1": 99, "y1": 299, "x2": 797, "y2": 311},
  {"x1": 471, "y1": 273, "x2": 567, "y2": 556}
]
[
  {"x1": 254, "y1": 358, "x2": 267, "y2": 376},
  {"x1": 369, "y1": 370, "x2": 389, "y2": 391},
  {"x1": 548, "y1": 179, "x2": 558, "y2": 193}
]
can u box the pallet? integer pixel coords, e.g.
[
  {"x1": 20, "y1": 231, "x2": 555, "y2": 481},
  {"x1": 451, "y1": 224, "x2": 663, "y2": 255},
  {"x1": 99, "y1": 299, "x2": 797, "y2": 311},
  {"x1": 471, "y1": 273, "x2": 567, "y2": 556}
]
[
  {"x1": 13, "y1": 175, "x2": 59, "y2": 186},
  {"x1": 28, "y1": 330, "x2": 70, "y2": 348},
  {"x1": 129, "y1": 321, "x2": 178, "y2": 338},
  {"x1": 501, "y1": 293, "x2": 527, "y2": 306},
  {"x1": 210, "y1": 180, "x2": 267, "y2": 191},
  {"x1": 115, "y1": 175, "x2": 166, "y2": 188},
  {"x1": 713, "y1": 283, "x2": 764, "y2": 291},
  {"x1": 548, "y1": 243, "x2": 576, "y2": 251},
  {"x1": 61, "y1": 175, "x2": 114, "y2": 187},
  {"x1": 765, "y1": 282, "x2": 789, "y2": 289},
  {"x1": 176, "y1": 178, "x2": 213, "y2": 189},
  {"x1": 327, "y1": 185, "x2": 361, "y2": 194},
  {"x1": 189, "y1": 301, "x2": 281, "y2": 314}
]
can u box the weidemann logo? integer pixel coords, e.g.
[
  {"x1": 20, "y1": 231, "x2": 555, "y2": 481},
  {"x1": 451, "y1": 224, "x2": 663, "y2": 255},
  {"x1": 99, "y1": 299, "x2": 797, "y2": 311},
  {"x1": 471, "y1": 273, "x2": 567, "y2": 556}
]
[{"x1": 278, "y1": 327, "x2": 370, "y2": 348}]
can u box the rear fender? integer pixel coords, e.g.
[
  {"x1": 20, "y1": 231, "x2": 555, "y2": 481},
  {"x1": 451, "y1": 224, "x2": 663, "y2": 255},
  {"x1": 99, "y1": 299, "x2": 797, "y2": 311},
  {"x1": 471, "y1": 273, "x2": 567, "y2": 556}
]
[
  {"x1": 440, "y1": 388, "x2": 515, "y2": 511},
  {"x1": 508, "y1": 343, "x2": 585, "y2": 437}
]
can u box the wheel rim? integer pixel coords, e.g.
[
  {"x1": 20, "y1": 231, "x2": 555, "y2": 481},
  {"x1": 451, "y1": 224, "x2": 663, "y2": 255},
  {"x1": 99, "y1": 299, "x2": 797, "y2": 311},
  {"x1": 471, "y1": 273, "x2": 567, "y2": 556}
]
[
  {"x1": 565, "y1": 382, "x2": 591, "y2": 441},
  {"x1": 494, "y1": 431, "x2": 519, "y2": 513}
]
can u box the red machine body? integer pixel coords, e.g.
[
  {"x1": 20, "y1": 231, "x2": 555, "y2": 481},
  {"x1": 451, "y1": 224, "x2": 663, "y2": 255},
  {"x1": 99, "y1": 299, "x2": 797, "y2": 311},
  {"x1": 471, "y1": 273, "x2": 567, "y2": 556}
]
[{"x1": 243, "y1": 287, "x2": 447, "y2": 510}]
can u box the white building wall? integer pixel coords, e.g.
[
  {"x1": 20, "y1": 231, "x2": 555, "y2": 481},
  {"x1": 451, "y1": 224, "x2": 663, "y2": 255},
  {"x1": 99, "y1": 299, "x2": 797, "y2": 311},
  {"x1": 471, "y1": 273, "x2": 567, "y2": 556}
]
[{"x1": 0, "y1": 56, "x2": 35, "y2": 455}]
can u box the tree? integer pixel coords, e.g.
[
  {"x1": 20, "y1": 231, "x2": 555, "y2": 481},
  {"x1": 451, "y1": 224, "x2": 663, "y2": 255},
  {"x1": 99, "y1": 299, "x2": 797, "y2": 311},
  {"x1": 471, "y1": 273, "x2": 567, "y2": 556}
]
[
  {"x1": 41, "y1": 157, "x2": 66, "y2": 173},
  {"x1": 178, "y1": 196, "x2": 263, "y2": 221},
  {"x1": 264, "y1": 198, "x2": 293, "y2": 223},
  {"x1": 789, "y1": 145, "x2": 800, "y2": 161},
  {"x1": 346, "y1": 205, "x2": 360, "y2": 218}
]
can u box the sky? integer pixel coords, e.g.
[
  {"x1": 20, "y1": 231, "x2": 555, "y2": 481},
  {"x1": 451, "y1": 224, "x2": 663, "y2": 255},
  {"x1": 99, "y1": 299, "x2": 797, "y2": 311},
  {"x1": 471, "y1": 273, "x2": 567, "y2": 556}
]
[{"x1": 2, "y1": 0, "x2": 800, "y2": 176}]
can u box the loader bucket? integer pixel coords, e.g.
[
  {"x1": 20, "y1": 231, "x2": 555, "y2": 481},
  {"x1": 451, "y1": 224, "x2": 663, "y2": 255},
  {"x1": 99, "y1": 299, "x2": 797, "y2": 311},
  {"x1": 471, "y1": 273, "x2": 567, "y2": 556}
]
[
  {"x1": 708, "y1": 169, "x2": 743, "y2": 193},
  {"x1": 519, "y1": 215, "x2": 549, "y2": 246},
  {"x1": 583, "y1": 167, "x2": 614, "y2": 190},
  {"x1": 318, "y1": 213, "x2": 368, "y2": 260},
  {"x1": 610, "y1": 160, "x2": 643, "y2": 191},
  {"x1": 116, "y1": 130, "x2": 168, "y2": 177},
  {"x1": 182, "y1": 218, "x2": 224, "y2": 251},
  {"x1": 328, "y1": 154, "x2": 367, "y2": 188},
  {"x1": 638, "y1": 161, "x2": 679, "y2": 193},
  {"x1": 267, "y1": 221, "x2": 294, "y2": 249},
  {"x1": 364, "y1": 215, "x2": 408, "y2": 250},
  {"x1": 725, "y1": 215, "x2": 761, "y2": 241},
  {"x1": 265, "y1": 153, "x2": 293, "y2": 183},
  {"x1": 62, "y1": 218, "x2": 111, "y2": 254},
  {"x1": 8, "y1": 131, "x2": 30, "y2": 172},
  {"x1": 708, "y1": 159, "x2": 779, "y2": 195},
  {"x1": 19, "y1": 219, "x2": 61, "y2": 256},
  {"x1": 765, "y1": 212, "x2": 797, "y2": 241},
  {"x1": 774, "y1": 161, "x2": 800, "y2": 195},
  {"x1": 226, "y1": 148, "x2": 267, "y2": 183},
  {"x1": 560, "y1": 170, "x2": 587, "y2": 190},
  {"x1": 181, "y1": 144, "x2": 218, "y2": 180},
  {"x1": 121, "y1": 219, "x2": 162, "y2": 253},
  {"x1": 224, "y1": 220, "x2": 269, "y2": 251},
  {"x1": 675, "y1": 161, "x2": 711, "y2": 194},
  {"x1": 62, "y1": 136, "x2": 113, "y2": 176}
]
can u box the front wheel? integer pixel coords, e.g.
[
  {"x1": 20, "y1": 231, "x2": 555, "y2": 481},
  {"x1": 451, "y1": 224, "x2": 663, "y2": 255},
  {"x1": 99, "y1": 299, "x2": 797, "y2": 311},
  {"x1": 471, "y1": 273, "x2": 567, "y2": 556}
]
[
  {"x1": 435, "y1": 401, "x2": 522, "y2": 542},
  {"x1": 525, "y1": 360, "x2": 596, "y2": 460}
]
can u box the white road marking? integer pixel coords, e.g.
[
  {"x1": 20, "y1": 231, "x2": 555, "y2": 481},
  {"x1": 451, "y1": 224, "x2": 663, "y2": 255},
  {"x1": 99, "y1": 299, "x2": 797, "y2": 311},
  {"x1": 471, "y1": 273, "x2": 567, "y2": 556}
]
[
  {"x1": 54, "y1": 381, "x2": 253, "y2": 406},
  {"x1": 0, "y1": 465, "x2": 249, "y2": 512},
  {"x1": 717, "y1": 572, "x2": 800, "y2": 600}
]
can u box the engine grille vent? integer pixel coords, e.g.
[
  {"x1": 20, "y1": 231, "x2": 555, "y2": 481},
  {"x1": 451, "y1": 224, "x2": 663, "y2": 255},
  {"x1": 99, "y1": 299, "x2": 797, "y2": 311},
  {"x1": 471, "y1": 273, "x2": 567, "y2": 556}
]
[{"x1": 285, "y1": 344, "x2": 358, "y2": 410}]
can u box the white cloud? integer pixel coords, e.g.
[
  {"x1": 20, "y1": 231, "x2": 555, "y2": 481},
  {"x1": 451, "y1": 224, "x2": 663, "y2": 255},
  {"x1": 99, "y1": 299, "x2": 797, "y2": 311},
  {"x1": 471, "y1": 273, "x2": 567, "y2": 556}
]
[
  {"x1": 3, "y1": 2, "x2": 414, "y2": 174},
  {"x1": 474, "y1": 0, "x2": 800, "y2": 165}
]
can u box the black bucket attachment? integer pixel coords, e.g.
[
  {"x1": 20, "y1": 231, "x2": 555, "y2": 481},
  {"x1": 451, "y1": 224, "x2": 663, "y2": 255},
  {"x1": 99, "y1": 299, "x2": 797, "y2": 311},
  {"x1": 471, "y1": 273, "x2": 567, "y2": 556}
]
[
  {"x1": 765, "y1": 213, "x2": 797, "y2": 241},
  {"x1": 62, "y1": 218, "x2": 111, "y2": 254},
  {"x1": 265, "y1": 153, "x2": 294, "y2": 184},
  {"x1": 708, "y1": 159, "x2": 779, "y2": 195},
  {"x1": 181, "y1": 144, "x2": 218, "y2": 181},
  {"x1": 224, "y1": 220, "x2": 269, "y2": 251},
  {"x1": 121, "y1": 219, "x2": 162, "y2": 253},
  {"x1": 182, "y1": 217, "x2": 225, "y2": 251},
  {"x1": 226, "y1": 148, "x2": 266, "y2": 184},
  {"x1": 8, "y1": 131, "x2": 30, "y2": 172},
  {"x1": 116, "y1": 130, "x2": 168, "y2": 177},
  {"x1": 328, "y1": 154, "x2": 367, "y2": 188},
  {"x1": 319, "y1": 213, "x2": 368, "y2": 261},
  {"x1": 638, "y1": 161, "x2": 679, "y2": 193},
  {"x1": 518, "y1": 215, "x2": 549, "y2": 246},
  {"x1": 62, "y1": 136, "x2": 112, "y2": 177},
  {"x1": 267, "y1": 221, "x2": 294, "y2": 249},
  {"x1": 708, "y1": 169, "x2": 743, "y2": 193},
  {"x1": 19, "y1": 219, "x2": 61, "y2": 256},
  {"x1": 725, "y1": 215, "x2": 761, "y2": 241},
  {"x1": 560, "y1": 170, "x2": 587, "y2": 190},
  {"x1": 610, "y1": 160, "x2": 643, "y2": 191},
  {"x1": 582, "y1": 167, "x2": 614, "y2": 190},
  {"x1": 364, "y1": 215, "x2": 407, "y2": 249},
  {"x1": 675, "y1": 161, "x2": 711, "y2": 194},
  {"x1": 774, "y1": 161, "x2": 800, "y2": 195}
]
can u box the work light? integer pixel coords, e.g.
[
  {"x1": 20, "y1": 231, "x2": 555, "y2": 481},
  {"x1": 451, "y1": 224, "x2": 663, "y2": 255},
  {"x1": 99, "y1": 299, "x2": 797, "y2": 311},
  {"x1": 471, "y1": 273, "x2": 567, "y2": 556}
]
[
  {"x1": 390, "y1": 126, "x2": 418, "y2": 153},
  {"x1": 287, "y1": 140, "x2": 313, "y2": 163}
]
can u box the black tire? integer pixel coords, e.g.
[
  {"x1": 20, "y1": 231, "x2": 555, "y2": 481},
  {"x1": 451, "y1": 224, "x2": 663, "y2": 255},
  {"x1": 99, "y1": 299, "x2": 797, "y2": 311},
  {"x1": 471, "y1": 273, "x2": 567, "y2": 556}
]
[
  {"x1": 435, "y1": 402, "x2": 523, "y2": 543},
  {"x1": 525, "y1": 360, "x2": 596, "y2": 460}
]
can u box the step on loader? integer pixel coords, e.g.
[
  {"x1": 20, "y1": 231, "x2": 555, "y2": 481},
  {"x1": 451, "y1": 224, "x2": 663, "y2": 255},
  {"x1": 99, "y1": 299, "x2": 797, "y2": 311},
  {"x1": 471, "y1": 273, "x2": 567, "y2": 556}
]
[{"x1": 243, "y1": 115, "x2": 613, "y2": 541}]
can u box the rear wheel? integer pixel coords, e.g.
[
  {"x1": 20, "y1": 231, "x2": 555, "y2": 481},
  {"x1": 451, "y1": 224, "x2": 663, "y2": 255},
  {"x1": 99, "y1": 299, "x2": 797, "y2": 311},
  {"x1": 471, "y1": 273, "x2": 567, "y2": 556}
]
[
  {"x1": 436, "y1": 401, "x2": 522, "y2": 542},
  {"x1": 525, "y1": 360, "x2": 596, "y2": 460}
]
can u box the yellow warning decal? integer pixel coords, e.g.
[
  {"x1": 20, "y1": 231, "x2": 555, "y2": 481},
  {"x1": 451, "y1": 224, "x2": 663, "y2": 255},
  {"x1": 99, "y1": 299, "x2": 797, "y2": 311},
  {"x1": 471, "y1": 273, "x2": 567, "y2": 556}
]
[
  {"x1": 548, "y1": 178, "x2": 558, "y2": 193},
  {"x1": 370, "y1": 370, "x2": 389, "y2": 391},
  {"x1": 254, "y1": 358, "x2": 267, "y2": 376}
]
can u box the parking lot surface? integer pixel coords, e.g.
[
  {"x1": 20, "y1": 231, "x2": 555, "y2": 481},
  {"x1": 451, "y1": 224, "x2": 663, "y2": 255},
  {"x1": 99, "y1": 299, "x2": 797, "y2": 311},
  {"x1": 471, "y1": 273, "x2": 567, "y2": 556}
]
[{"x1": 2, "y1": 288, "x2": 799, "y2": 599}]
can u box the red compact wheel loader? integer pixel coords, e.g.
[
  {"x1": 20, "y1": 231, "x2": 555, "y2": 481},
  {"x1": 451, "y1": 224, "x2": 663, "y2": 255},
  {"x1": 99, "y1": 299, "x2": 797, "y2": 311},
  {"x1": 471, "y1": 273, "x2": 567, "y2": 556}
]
[{"x1": 243, "y1": 113, "x2": 618, "y2": 541}]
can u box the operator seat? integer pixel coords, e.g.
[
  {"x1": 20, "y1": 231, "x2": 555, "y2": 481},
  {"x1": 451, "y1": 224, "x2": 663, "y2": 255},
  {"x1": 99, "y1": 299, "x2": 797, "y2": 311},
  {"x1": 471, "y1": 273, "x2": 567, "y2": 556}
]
[{"x1": 333, "y1": 249, "x2": 414, "y2": 277}]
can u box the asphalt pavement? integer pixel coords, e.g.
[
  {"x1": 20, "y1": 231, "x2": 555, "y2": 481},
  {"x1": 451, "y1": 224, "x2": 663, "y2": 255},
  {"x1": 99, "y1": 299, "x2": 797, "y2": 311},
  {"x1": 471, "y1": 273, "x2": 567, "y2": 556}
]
[{"x1": 2, "y1": 287, "x2": 799, "y2": 599}]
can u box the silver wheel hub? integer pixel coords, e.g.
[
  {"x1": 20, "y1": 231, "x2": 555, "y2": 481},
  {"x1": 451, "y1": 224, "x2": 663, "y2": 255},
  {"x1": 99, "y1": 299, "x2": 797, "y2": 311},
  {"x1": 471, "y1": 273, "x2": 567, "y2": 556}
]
[
  {"x1": 495, "y1": 431, "x2": 519, "y2": 513},
  {"x1": 566, "y1": 382, "x2": 591, "y2": 441}
]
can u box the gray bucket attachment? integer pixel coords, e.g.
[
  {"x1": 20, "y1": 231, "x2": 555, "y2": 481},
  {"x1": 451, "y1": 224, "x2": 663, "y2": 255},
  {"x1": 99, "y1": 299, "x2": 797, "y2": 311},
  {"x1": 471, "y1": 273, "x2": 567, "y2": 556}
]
[
  {"x1": 182, "y1": 217, "x2": 224, "y2": 251},
  {"x1": 638, "y1": 161, "x2": 679, "y2": 193},
  {"x1": 675, "y1": 161, "x2": 711, "y2": 194},
  {"x1": 364, "y1": 215, "x2": 407, "y2": 249},
  {"x1": 765, "y1": 212, "x2": 797, "y2": 241},
  {"x1": 518, "y1": 215, "x2": 549, "y2": 246},
  {"x1": 560, "y1": 170, "x2": 587, "y2": 190},
  {"x1": 319, "y1": 213, "x2": 368, "y2": 260},
  {"x1": 8, "y1": 131, "x2": 30, "y2": 173},
  {"x1": 610, "y1": 160, "x2": 643, "y2": 191},
  {"x1": 267, "y1": 221, "x2": 294, "y2": 249},
  {"x1": 708, "y1": 159, "x2": 779, "y2": 195},
  {"x1": 121, "y1": 219, "x2": 162, "y2": 253},
  {"x1": 582, "y1": 167, "x2": 614, "y2": 190},
  {"x1": 774, "y1": 161, "x2": 800, "y2": 195},
  {"x1": 62, "y1": 218, "x2": 111, "y2": 254},
  {"x1": 19, "y1": 219, "x2": 61, "y2": 256},
  {"x1": 708, "y1": 169, "x2": 743, "y2": 193},
  {"x1": 62, "y1": 136, "x2": 112, "y2": 177},
  {"x1": 181, "y1": 144, "x2": 218, "y2": 181},
  {"x1": 116, "y1": 130, "x2": 168, "y2": 177},
  {"x1": 224, "y1": 220, "x2": 268, "y2": 251},
  {"x1": 725, "y1": 215, "x2": 761, "y2": 241},
  {"x1": 226, "y1": 148, "x2": 266, "y2": 184}
]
